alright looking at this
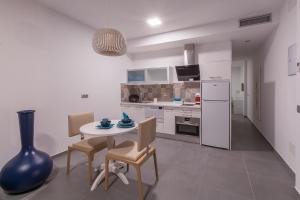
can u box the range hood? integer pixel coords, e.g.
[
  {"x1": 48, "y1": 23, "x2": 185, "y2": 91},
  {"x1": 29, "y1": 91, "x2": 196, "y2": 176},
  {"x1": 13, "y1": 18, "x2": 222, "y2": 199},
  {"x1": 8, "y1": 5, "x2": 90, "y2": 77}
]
[
  {"x1": 176, "y1": 44, "x2": 200, "y2": 81},
  {"x1": 183, "y1": 44, "x2": 195, "y2": 65}
]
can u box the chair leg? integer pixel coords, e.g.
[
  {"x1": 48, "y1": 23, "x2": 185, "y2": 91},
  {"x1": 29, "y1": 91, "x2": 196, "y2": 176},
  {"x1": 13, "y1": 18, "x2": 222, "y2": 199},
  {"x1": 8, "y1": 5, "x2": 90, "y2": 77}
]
[
  {"x1": 88, "y1": 154, "x2": 93, "y2": 184},
  {"x1": 66, "y1": 147, "x2": 72, "y2": 175},
  {"x1": 153, "y1": 150, "x2": 159, "y2": 182},
  {"x1": 104, "y1": 157, "x2": 109, "y2": 191},
  {"x1": 135, "y1": 165, "x2": 144, "y2": 200}
]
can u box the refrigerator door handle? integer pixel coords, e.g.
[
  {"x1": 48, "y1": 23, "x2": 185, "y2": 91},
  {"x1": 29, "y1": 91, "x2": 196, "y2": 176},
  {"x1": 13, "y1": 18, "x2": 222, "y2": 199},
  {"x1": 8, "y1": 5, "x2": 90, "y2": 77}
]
[{"x1": 202, "y1": 100, "x2": 228, "y2": 102}]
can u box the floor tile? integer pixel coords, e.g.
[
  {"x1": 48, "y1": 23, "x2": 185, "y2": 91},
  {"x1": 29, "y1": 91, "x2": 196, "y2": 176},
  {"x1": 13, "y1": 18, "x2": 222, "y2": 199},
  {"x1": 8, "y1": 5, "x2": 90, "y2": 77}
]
[
  {"x1": 1, "y1": 115, "x2": 299, "y2": 200},
  {"x1": 250, "y1": 173, "x2": 299, "y2": 200}
]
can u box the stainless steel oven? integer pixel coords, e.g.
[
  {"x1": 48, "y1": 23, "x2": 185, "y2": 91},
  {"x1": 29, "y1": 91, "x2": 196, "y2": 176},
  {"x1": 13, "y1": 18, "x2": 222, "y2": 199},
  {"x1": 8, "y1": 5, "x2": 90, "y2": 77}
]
[{"x1": 175, "y1": 116, "x2": 200, "y2": 136}]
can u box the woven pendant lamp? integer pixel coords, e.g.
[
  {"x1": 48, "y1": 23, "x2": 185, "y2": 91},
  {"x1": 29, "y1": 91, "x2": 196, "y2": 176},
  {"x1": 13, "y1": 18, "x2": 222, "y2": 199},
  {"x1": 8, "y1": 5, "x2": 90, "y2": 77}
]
[{"x1": 92, "y1": 28, "x2": 127, "y2": 56}]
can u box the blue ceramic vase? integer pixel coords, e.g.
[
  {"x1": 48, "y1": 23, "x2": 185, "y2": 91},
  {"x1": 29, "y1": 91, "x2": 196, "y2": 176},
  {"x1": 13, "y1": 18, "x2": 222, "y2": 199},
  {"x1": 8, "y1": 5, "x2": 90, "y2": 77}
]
[{"x1": 0, "y1": 110, "x2": 53, "y2": 194}]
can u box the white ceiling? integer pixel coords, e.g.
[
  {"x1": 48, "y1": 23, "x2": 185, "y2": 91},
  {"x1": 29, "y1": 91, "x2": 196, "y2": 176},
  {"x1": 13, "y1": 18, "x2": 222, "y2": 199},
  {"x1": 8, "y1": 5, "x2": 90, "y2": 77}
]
[{"x1": 36, "y1": 0, "x2": 284, "y2": 40}]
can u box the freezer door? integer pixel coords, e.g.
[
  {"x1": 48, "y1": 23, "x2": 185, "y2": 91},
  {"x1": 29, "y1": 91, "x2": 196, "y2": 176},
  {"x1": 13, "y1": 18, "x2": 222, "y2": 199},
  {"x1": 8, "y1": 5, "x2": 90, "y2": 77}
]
[
  {"x1": 202, "y1": 81, "x2": 230, "y2": 100},
  {"x1": 202, "y1": 100, "x2": 230, "y2": 149}
]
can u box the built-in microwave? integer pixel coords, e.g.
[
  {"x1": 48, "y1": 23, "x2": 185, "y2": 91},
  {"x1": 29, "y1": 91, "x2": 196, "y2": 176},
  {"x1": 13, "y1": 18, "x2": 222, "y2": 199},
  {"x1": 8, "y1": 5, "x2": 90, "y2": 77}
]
[{"x1": 175, "y1": 116, "x2": 200, "y2": 136}]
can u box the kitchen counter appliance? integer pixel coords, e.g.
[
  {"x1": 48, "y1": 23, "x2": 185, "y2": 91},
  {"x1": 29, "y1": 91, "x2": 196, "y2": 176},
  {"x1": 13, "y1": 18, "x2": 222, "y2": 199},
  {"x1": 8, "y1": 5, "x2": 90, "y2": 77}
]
[
  {"x1": 175, "y1": 44, "x2": 200, "y2": 81},
  {"x1": 175, "y1": 116, "x2": 200, "y2": 136},
  {"x1": 129, "y1": 94, "x2": 140, "y2": 103},
  {"x1": 175, "y1": 65, "x2": 200, "y2": 81}
]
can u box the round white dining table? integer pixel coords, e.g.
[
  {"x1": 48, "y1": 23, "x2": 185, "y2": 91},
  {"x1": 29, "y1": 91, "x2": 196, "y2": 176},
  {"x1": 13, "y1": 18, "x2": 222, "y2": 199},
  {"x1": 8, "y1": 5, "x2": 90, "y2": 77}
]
[{"x1": 80, "y1": 120, "x2": 137, "y2": 191}]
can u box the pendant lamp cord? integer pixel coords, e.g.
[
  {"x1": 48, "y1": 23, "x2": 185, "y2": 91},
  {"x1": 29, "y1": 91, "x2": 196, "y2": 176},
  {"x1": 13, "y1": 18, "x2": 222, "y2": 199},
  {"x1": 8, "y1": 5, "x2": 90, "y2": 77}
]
[{"x1": 105, "y1": 0, "x2": 110, "y2": 28}]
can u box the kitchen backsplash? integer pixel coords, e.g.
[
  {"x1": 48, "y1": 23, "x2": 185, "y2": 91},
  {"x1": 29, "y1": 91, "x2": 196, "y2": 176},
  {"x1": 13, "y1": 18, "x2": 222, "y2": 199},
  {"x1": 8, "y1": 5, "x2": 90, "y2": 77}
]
[{"x1": 121, "y1": 82, "x2": 200, "y2": 102}]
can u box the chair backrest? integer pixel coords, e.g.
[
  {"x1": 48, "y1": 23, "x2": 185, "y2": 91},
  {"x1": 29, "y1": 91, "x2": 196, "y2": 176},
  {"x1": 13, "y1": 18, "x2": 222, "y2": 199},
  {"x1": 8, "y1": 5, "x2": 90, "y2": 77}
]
[
  {"x1": 137, "y1": 117, "x2": 156, "y2": 151},
  {"x1": 68, "y1": 112, "x2": 94, "y2": 137}
]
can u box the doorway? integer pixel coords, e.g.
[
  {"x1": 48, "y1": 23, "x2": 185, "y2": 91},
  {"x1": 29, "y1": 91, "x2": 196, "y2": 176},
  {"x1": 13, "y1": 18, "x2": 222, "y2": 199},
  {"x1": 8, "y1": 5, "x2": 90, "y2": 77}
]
[{"x1": 232, "y1": 62, "x2": 246, "y2": 116}]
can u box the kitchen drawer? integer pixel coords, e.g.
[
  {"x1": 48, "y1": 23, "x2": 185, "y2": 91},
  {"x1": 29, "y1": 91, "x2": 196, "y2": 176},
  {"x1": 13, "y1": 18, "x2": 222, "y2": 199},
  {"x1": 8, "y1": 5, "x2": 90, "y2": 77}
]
[
  {"x1": 192, "y1": 111, "x2": 201, "y2": 118},
  {"x1": 175, "y1": 110, "x2": 193, "y2": 117}
]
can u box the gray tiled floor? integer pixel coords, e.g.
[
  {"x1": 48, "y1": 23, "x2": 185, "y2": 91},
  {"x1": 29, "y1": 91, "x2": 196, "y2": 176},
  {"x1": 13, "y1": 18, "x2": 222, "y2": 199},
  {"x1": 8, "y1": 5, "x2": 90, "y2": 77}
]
[{"x1": 1, "y1": 115, "x2": 299, "y2": 200}]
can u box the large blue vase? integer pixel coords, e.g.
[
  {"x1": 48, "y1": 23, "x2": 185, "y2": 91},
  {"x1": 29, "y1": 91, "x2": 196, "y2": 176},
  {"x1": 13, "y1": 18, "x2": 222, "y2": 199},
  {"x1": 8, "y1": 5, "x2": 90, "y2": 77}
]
[{"x1": 0, "y1": 110, "x2": 53, "y2": 194}]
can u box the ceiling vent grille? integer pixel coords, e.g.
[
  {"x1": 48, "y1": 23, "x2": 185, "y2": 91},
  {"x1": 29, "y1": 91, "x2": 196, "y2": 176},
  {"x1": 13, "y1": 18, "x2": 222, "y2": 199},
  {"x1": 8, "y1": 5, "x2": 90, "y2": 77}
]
[{"x1": 239, "y1": 13, "x2": 272, "y2": 27}]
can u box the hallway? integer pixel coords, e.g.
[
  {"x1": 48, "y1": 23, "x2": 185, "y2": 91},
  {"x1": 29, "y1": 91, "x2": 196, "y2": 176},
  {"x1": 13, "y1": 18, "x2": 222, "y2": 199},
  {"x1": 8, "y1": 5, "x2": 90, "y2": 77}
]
[
  {"x1": 231, "y1": 115, "x2": 298, "y2": 200},
  {"x1": 232, "y1": 115, "x2": 272, "y2": 151}
]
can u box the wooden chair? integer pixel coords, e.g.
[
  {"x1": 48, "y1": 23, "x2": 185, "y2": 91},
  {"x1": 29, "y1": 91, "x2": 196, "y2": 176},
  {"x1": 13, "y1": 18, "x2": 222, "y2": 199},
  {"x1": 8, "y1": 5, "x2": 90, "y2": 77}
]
[
  {"x1": 67, "y1": 112, "x2": 108, "y2": 184},
  {"x1": 104, "y1": 117, "x2": 158, "y2": 200}
]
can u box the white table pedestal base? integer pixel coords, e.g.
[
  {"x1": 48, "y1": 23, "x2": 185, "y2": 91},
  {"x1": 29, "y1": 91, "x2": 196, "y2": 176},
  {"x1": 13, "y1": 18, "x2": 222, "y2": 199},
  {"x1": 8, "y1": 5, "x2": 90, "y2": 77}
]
[
  {"x1": 79, "y1": 123, "x2": 137, "y2": 192},
  {"x1": 90, "y1": 161, "x2": 129, "y2": 191}
]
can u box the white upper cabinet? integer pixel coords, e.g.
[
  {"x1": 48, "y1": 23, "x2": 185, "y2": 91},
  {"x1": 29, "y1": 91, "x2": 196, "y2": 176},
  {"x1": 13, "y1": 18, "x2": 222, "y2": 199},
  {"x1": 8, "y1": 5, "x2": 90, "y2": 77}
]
[
  {"x1": 127, "y1": 67, "x2": 173, "y2": 84},
  {"x1": 197, "y1": 41, "x2": 232, "y2": 80},
  {"x1": 147, "y1": 68, "x2": 168, "y2": 83},
  {"x1": 200, "y1": 61, "x2": 232, "y2": 80},
  {"x1": 127, "y1": 70, "x2": 146, "y2": 83}
]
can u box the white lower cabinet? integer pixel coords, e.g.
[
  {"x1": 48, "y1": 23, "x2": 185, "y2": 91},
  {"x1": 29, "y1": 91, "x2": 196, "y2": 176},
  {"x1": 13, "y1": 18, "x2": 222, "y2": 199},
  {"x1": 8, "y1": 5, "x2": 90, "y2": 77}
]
[
  {"x1": 121, "y1": 106, "x2": 145, "y2": 123},
  {"x1": 163, "y1": 109, "x2": 176, "y2": 134},
  {"x1": 121, "y1": 104, "x2": 201, "y2": 134},
  {"x1": 192, "y1": 110, "x2": 201, "y2": 118},
  {"x1": 157, "y1": 122, "x2": 164, "y2": 133}
]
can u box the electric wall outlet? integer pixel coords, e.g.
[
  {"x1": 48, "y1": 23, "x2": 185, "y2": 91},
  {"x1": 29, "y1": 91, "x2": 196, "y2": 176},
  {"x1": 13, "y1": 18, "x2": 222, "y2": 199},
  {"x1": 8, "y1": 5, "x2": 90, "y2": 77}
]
[
  {"x1": 81, "y1": 94, "x2": 88, "y2": 98},
  {"x1": 297, "y1": 105, "x2": 300, "y2": 113}
]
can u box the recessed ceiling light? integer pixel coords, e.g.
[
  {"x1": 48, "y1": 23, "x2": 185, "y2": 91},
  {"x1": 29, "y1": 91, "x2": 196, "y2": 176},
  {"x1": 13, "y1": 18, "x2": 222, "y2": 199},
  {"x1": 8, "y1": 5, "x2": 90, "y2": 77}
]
[{"x1": 147, "y1": 17, "x2": 162, "y2": 27}]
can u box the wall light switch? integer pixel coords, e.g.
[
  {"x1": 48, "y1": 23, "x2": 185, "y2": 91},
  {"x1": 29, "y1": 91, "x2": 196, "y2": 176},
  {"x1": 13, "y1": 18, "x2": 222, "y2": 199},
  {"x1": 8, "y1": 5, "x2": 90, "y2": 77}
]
[
  {"x1": 297, "y1": 105, "x2": 300, "y2": 113},
  {"x1": 81, "y1": 94, "x2": 88, "y2": 99}
]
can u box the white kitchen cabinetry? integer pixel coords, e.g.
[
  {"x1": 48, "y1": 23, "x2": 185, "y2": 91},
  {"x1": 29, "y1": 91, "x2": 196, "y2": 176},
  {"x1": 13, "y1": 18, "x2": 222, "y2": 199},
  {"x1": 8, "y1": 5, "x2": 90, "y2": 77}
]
[
  {"x1": 121, "y1": 104, "x2": 201, "y2": 135},
  {"x1": 172, "y1": 109, "x2": 201, "y2": 118},
  {"x1": 164, "y1": 108, "x2": 201, "y2": 135},
  {"x1": 145, "y1": 107, "x2": 164, "y2": 133},
  {"x1": 192, "y1": 110, "x2": 201, "y2": 118},
  {"x1": 127, "y1": 67, "x2": 173, "y2": 84},
  {"x1": 198, "y1": 42, "x2": 232, "y2": 80},
  {"x1": 121, "y1": 105, "x2": 145, "y2": 123},
  {"x1": 163, "y1": 108, "x2": 176, "y2": 134},
  {"x1": 200, "y1": 61, "x2": 231, "y2": 80}
]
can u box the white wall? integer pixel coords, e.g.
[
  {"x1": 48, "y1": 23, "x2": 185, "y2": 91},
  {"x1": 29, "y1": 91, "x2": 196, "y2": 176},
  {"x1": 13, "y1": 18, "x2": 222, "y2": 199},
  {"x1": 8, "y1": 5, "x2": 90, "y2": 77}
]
[
  {"x1": 295, "y1": 0, "x2": 300, "y2": 193},
  {"x1": 249, "y1": 0, "x2": 298, "y2": 173},
  {"x1": 0, "y1": 0, "x2": 132, "y2": 168},
  {"x1": 245, "y1": 58, "x2": 257, "y2": 122}
]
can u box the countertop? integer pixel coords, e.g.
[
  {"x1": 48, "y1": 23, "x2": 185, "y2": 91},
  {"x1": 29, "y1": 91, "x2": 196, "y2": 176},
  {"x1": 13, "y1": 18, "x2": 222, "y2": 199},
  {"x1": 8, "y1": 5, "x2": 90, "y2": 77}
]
[{"x1": 120, "y1": 101, "x2": 201, "y2": 110}]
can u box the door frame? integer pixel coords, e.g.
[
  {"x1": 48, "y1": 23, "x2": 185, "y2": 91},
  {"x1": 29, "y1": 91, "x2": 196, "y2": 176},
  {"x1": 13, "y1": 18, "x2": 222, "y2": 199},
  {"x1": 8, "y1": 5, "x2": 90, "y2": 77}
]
[{"x1": 231, "y1": 60, "x2": 247, "y2": 117}]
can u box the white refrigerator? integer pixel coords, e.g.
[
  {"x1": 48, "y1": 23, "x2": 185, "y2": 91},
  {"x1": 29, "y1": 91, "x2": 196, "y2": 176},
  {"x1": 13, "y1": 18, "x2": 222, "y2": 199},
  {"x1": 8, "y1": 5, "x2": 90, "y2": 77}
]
[{"x1": 201, "y1": 80, "x2": 230, "y2": 149}]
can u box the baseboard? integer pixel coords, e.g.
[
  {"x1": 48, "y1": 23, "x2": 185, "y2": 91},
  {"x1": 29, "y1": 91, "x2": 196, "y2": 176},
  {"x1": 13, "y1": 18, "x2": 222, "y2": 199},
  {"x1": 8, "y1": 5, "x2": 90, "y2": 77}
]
[
  {"x1": 272, "y1": 148, "x2": 296, "y2": 178},
  {"x1": 245, "y1": 117, "x2": 296, "y2": 179},
  {"x1": 295, "y1": 185, "x2": 300, "y2": 195},
  {"x1": 51, "y1": 150, "x2": 67, "y2": 159}
]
